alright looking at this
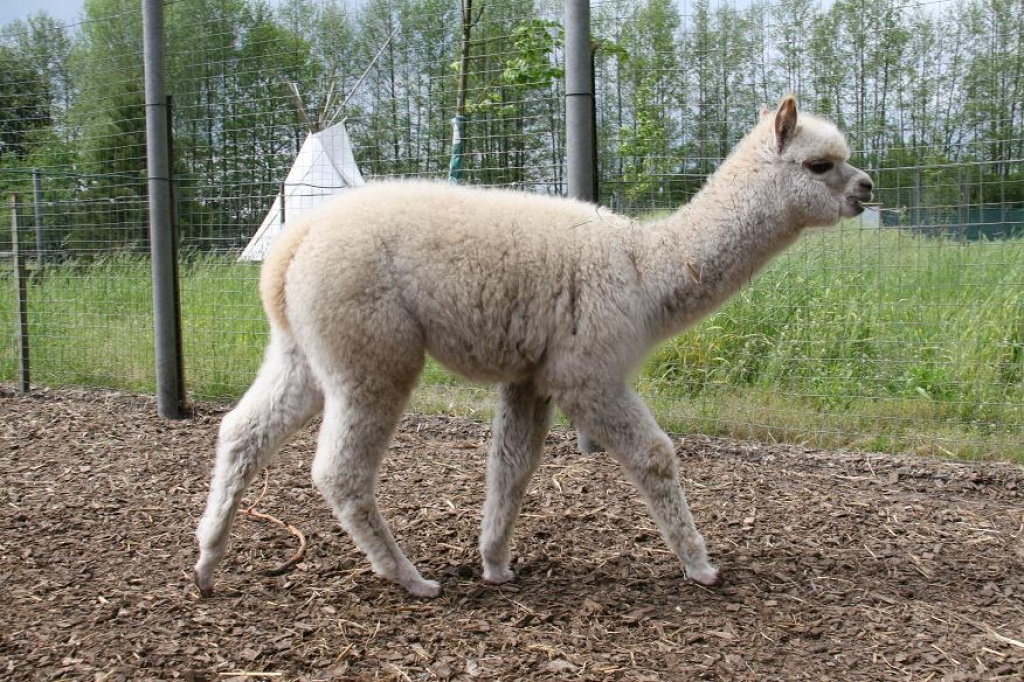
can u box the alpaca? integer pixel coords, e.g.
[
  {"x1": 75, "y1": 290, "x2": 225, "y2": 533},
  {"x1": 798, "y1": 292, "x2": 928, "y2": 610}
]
[{"x1": 195, "y1": 96, "x2": 872, "y2": 598}]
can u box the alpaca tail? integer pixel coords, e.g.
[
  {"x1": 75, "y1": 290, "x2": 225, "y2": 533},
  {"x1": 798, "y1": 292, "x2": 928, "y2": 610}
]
[{"x1": 259, "y1": 220, "x2": 314, "y2": 336}]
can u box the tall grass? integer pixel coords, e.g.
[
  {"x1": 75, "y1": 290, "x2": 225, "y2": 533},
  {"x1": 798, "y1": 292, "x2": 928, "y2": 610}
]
[
  {"x1": 640, "y1": 227, "x2": 1023, "y2": 458},
  {"x1": 1, "y1": 255, "x2": 157, "y2": 392},
  {"x1": 2, "y1": 225, "x2": 1022, "y2": 459},
  {"x1": 0, "y1": 253, "x2": 268, "y2": 396}
]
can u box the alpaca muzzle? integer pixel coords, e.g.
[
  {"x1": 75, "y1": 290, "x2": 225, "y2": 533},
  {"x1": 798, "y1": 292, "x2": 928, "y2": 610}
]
[
  {"x1": 846, "y1": 196, "x2": 867, "y2": 216},
  {"x1": 845, "y1": 174, "x2": 874, "y2": 216}
]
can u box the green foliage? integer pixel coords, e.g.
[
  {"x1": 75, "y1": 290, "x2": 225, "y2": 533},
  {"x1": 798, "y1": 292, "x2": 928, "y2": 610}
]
[
  {"x1": 637, "y1": 226, "x2": 1024, "y2": 456},
  {"x1": 596, "y1": 0, "x2": 687, "y2": 208},
  {"x1": 445, "y1": 2, "x2": 568, "y2": 187},
  {"x1": 616, "y1": 0, "x2": 681, "y2": 202},
  {"x1": 462, "y1": 18, "x2": 563, "y2": 117},
  {"x1": 0, "y1": 45, "x2": 50, "y2": 161},
  {"x1": 2, "y1": 0, "x2": 1022, "y2": 235},
  {"x1": 502, "y1": 20, "x2": 564, "y2": 88}
]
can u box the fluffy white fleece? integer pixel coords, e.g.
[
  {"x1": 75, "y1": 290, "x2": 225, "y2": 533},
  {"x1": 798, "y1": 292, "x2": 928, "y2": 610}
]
[{"x1": 195, "y1": 96, "x2": 873, "y2": 598}]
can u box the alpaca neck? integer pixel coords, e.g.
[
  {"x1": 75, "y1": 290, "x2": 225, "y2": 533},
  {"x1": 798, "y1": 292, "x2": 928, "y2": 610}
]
[{"x1": 639, "y1": 157, "x2": 800, "y2": 339}]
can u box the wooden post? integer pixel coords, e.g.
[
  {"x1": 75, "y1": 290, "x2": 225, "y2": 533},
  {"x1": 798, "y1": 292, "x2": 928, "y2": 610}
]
[{"x1": 11, "y1": 195, "x2": 30, "y2": 392}]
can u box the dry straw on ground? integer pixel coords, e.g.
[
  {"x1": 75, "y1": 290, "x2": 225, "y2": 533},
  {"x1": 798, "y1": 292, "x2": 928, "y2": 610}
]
[{"x1": 2, "y1": 386, "x2": 1022, "y2": 680}]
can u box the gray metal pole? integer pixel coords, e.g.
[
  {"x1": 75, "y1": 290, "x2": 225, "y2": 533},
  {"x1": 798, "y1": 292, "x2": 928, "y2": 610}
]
[
  {"x1": 565, "y1": 0, "x2": 603, "y2": 454},
  {"x1": 565, "y1": 0, "x2": 596, "y2": 203},
  {"x1": 32, "y1": 168, "x2": 45, "y2": 261},
  {"x1": 11, "y1": 195, "x2": 31, "y2": 392},
  {"x1": 142, "y1": 0, "x2": 184, "y2": 418}
]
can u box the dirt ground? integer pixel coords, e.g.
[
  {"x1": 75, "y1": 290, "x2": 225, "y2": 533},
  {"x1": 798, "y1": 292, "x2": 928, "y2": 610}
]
[{"x1": 2, "y1": 386, "x2": 1023, "y2": 681}]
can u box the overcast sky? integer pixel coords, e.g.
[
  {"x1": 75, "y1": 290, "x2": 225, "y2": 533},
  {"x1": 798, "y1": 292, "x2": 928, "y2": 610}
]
[{"x1": 1, "y1": 0, "x2": 83, "y2": 27}]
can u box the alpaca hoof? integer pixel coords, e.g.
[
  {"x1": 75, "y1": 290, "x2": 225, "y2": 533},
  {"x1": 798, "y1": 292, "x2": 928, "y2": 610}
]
[
  {"x1": 482, "y1": 566, "x2": 516, "y2": 585},
  {"x1": 687, "y1": 564, "x2": 723, "y2": 588},
  {"x1": 405, "y1": 578, "x2": 442, "y2": 599},
  {"x1": 195, "y1": 570, "x2": 215, "y2": 598},
  {"x1": 577, "y1": 432, "x2": 604, "y2": 454}
]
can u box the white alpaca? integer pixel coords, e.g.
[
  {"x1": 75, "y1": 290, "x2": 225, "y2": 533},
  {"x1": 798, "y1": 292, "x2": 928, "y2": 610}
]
[{"x1": 195, "y1": 96, "x2": 872, "y2": 598}]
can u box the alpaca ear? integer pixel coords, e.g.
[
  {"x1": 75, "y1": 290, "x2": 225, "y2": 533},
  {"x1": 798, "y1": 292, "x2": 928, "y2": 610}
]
[
  {"x1": 759, "y1": 103, "x2": 772, "y2": 119},
  {"x1": 774, "y1": 95, "x2": 798, "y2": 152}
]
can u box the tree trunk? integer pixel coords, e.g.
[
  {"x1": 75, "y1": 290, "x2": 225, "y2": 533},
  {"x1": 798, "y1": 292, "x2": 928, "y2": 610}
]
[{"x1": 449, "y1": 0, "x2": 473, "y2": 183}]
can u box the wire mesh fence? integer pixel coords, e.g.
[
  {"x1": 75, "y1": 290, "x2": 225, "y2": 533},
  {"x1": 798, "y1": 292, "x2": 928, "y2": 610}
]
[{"x1": 1, "y1": 0, "x2": 1022, "y2": 458}]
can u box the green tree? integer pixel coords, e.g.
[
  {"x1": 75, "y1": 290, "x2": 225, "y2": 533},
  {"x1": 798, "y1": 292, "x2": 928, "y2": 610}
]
[
  {"x1": 687, "y1": 0, "x2": 762, "y2": 173},
  {"x1": 0, "y1": 44, "x2": 49, "y2": 162},
  {"x1": 809, "y1": 0, "x2": 911, "y2": 164},
  {"x1": 463, "y1": 12, "x2": 565, "y2": 187},
  {"x1": 771, "y1": 0, "x2": 818, "y2": 98},
  {"x1": 67, "y1": 0, "x2": 148, "y2": 250},
  {"x1": 161, "y1": 0, "x2": 321, "y2": 246},
  {"x1": 356, "y1": 0, "x2": 459, "y2": 177},
  {"x1": 614, "y1": 0, "x2": 683, "y2": 206},
  {"x1": 875, "y1": 8, "x2": 965, "y2": 218},
  {"x1": 961, "y1": 0, "x2": 1024, "y2": 202}
]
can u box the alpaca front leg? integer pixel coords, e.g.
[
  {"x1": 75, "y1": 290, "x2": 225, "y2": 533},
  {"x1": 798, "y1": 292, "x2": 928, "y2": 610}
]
[
  {"x1": 559, "y1": 386, "x2": 721, "y2": 587},
  {"x1": 195, "y1": 334, "x2": 323, "y2": 597},
  {"x1": 313, "y1": 394, "x2": 440, "y2": 598},
  {"x1": 479, "y1": 381, "x2": 553, "y2": 583}
]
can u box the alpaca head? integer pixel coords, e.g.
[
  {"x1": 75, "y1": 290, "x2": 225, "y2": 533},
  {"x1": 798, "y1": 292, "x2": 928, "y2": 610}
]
[{"x1": 761, "y1": 95, "x2": 874, "y2": 228}]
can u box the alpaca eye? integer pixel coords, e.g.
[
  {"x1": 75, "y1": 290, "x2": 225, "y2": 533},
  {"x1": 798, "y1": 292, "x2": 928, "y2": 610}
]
[{"x1": 806, "y1": 160, "x2": 834, "y2": 174}]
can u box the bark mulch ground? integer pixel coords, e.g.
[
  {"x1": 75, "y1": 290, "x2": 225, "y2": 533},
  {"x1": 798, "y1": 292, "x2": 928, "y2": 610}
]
[{"x1": 2, "y1": 386, "x2": 1023, "y2": 680}]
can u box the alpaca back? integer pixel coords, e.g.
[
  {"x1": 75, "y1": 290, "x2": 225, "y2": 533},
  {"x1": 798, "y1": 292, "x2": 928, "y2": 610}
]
[{"x1": 271, "y1": 180, "x2": 649, "y2": 382}]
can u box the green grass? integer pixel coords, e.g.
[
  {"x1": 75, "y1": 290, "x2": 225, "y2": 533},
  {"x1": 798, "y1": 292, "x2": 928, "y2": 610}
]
[
  {"x1": 2, "y1": 225, "x2": 1022, "y2": 460},
  {"x1": 1, "y1": 255, "x2": 157, "y2": 393},
  {"x1": 639, "y1": 226, "x2": 1023, "y2": 457}
]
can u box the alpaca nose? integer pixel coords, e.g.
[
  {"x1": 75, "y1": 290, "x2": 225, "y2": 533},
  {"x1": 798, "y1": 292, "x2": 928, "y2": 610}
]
[{"x1": 856, "y1": 175, "x2": 873, "y2": 200}]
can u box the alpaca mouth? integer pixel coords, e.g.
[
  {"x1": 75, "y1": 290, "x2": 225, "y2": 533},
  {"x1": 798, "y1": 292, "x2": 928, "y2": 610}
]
[{"x1": 845, "y1": 196, "x2": 866, "y2": 216}]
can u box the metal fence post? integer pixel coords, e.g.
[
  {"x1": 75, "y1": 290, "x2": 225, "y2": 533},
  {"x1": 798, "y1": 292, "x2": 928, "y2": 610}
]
[
  {"x1": 565, "y1": 0, "x2": 596, "y2": 204},
  {"x1": 565, "y1": 0, "x2": 602, "y2": 454},
  {"x1": 142, "y1": 0, "x2": 185, "y2": 418},
  {"x1": 32, "y1": 169, "x2": 45, "y2": 262},
  {"x1": 10, "y1": 195, "x2": 31, "y2": 392}
]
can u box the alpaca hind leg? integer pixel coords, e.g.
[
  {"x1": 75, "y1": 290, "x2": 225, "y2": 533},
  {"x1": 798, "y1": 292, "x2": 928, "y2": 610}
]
[
  {"x1": 479, "y1": 380, "x2": 554, "y2": 583},
  {"x1": 312, "y1": 378, "x2": 439, "y2": 598},
  {"x1": 557, "y1": 386, "x2": 721, "y2": 587},
  {"x1": 195, "y1": 333, "x2": 323, "y2": 597},
  {"x1": 576, "y1": 429, "x2": 604, "y2": 453}
]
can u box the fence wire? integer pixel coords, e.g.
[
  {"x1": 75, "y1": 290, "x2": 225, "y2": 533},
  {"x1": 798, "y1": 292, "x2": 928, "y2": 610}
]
[{"x1": 1, "y1": 0, "x2": 1021, "y2": 459}]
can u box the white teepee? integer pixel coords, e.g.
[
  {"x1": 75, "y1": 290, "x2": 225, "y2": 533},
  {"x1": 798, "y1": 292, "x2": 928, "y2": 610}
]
[{"x1": 240, "y1": 122, "x2": 365, "y2": 261}]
